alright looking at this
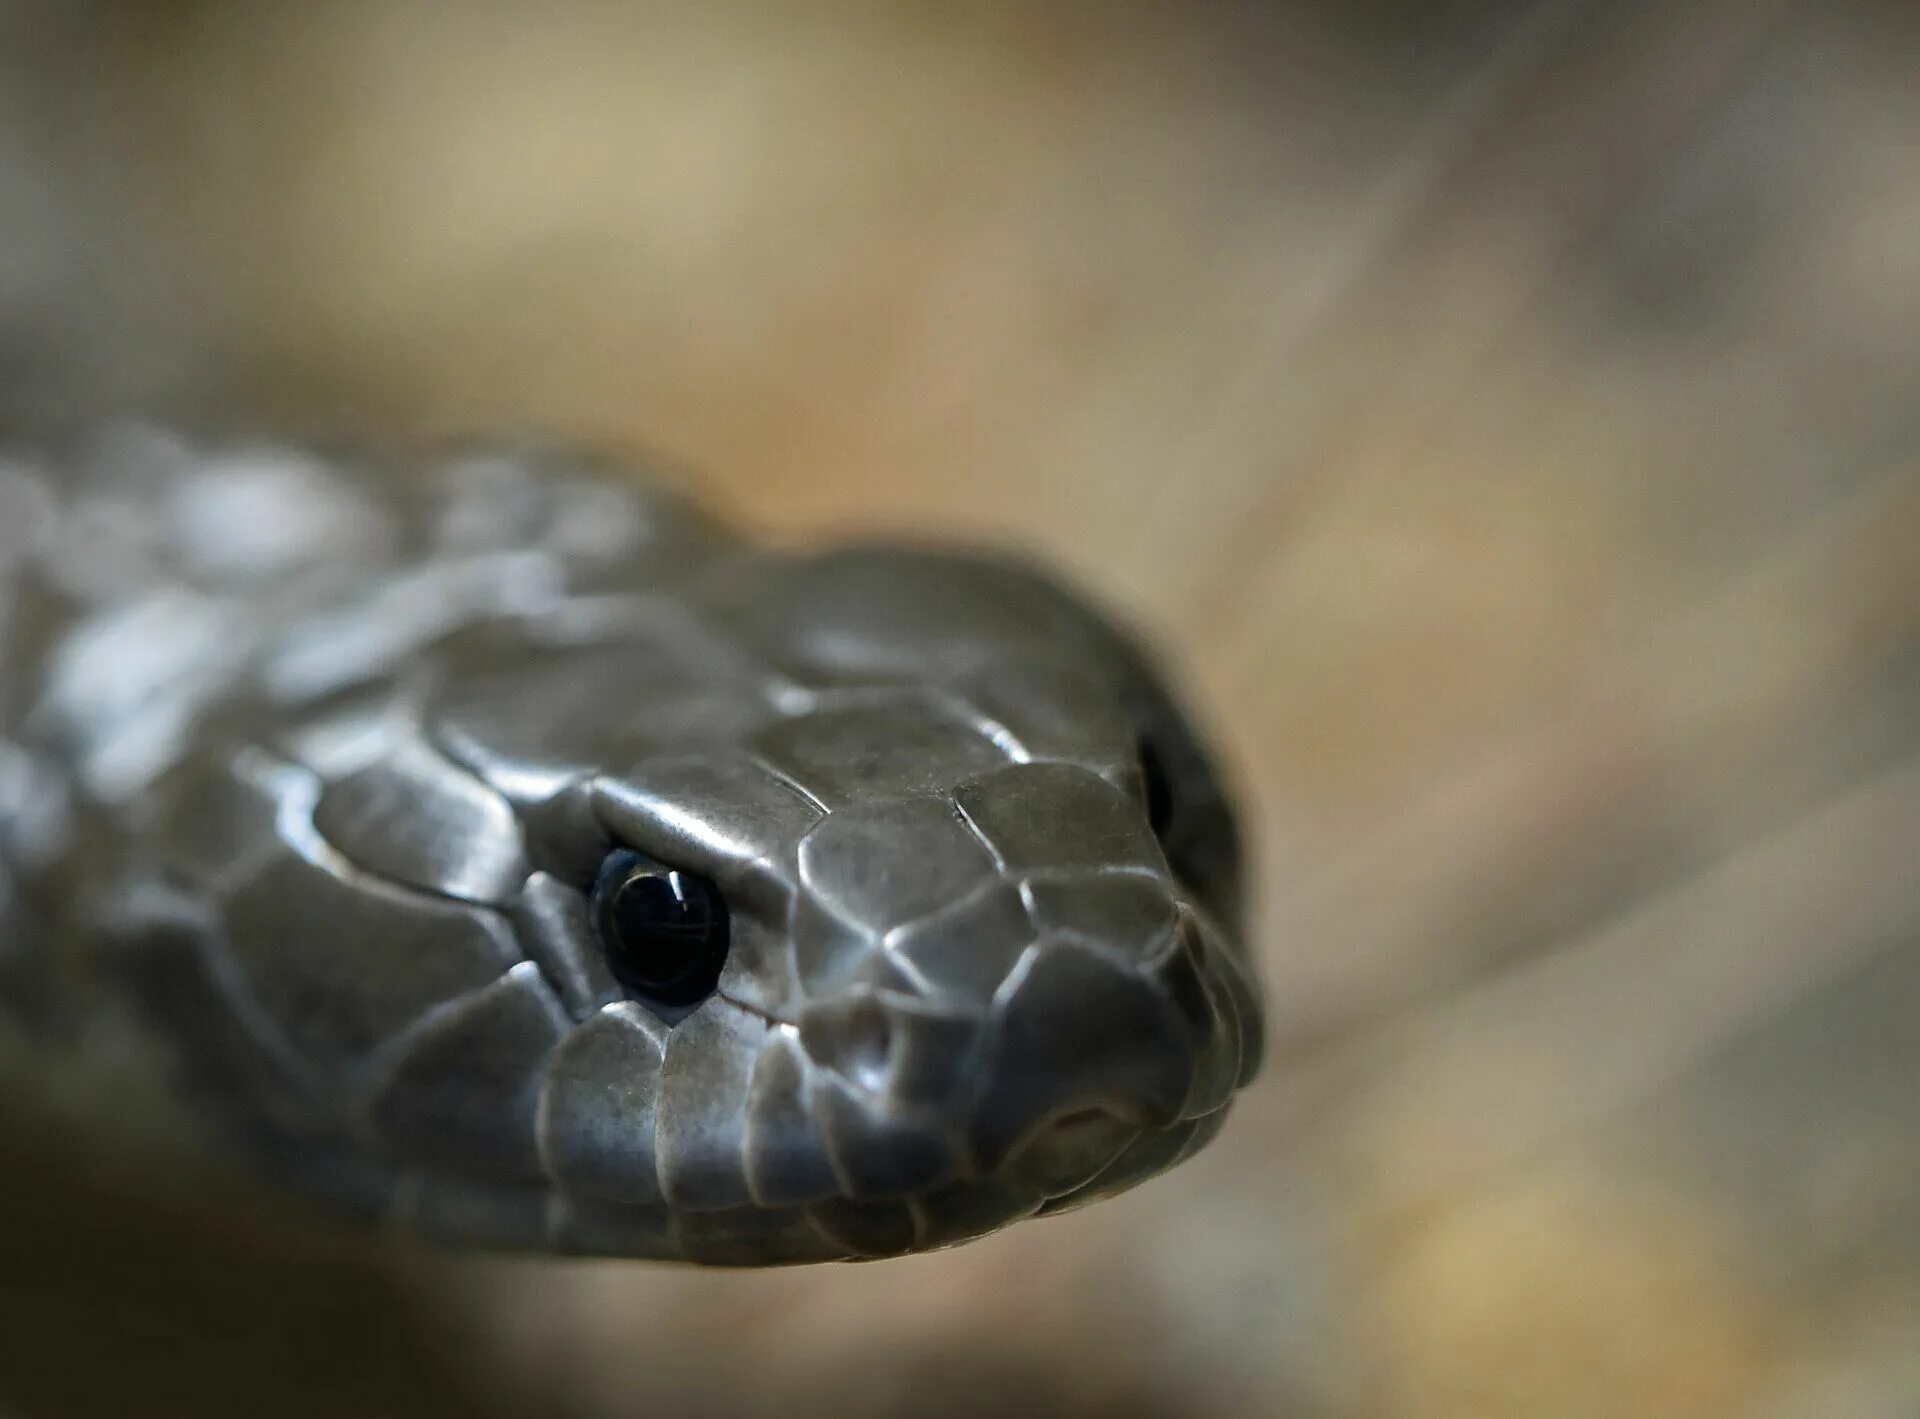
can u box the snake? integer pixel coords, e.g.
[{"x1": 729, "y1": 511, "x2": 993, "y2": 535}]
[{"x1": 0, "y1": 424, "x2": 1262, "y2": 1265}]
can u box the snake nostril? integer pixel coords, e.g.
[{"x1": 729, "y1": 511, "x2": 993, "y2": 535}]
[
  {"x1": 800, "y1": 996, "x2": 896, "y2": 1093},
  {"x1": 1137, "y1": 734, "x2": 1174, "y2": 840},
  {"x1": 969, "y1": 940, "x2": 1196, "y2": 1170},
  {"x1": 842, "y1": 1008, "x2": 893, "y2": 1092},
  {"x1": 1006, "y1": 1103, "x2": 1138, "y2": 1198}
]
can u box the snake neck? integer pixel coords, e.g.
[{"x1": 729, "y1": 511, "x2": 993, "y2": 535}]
[
  {"x1": 0, "y1": 427, "x2": 713, "y2": 995},
  {"x1": 0, "y1": 428, "x2": 724, "y2": 1179}
]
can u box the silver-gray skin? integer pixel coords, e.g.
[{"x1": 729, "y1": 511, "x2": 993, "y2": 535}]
[{"x1": 0, "y1": 426, "x2": 1260, "y2": 1265}]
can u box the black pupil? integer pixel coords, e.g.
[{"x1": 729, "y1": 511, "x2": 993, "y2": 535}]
[
  {"x1": 1139, "y1": 736, "x2": 1175, "y2": 839},
  {"x1": 590, "y1": 849, "x2": 729, "y2": 1009}
]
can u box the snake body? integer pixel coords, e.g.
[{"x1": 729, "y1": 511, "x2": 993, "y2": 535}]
[{"x1": 0, "y1": 426, "x2": 1260, "y2": 1264}]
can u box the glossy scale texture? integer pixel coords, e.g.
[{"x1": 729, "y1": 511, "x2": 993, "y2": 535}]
[{"x1": 0, "y1": 426, "x2": 1260, "y2": 1264}]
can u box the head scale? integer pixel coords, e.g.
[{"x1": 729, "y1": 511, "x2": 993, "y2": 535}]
[{"x1": 130, "y1": 502, "x2": 1261, "y2": 1263}]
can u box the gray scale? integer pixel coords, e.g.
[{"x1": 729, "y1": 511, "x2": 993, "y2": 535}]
[{"x1": 0, "y1": 423, "x2": 1263, "y2": 1265}]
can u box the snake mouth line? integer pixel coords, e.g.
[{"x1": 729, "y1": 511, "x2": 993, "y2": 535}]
[
  {"x1": 390, "y1": 1092, "x2": 1230, "y2": 1263},
  {"x1": 714, "y1": 986, "x2": 794, "y2": 1028}
]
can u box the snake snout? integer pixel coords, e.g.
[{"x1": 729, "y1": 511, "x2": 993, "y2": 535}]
[
  {"x1": 786, "y1": 930, "x2": 1210, "y2": 1206},
  {"x1": 968, "y1": 937, "x2": 1200, "y2": 1173}
]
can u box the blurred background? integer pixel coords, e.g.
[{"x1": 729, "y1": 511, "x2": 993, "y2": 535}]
[{"x1": 2, "y1": 1, "x2": 1917, "y2": 1416}]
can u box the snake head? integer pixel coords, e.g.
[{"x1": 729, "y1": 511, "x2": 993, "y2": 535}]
[
  {"x1": 130, "y1": 530, "x2": 1261, "y2": 1263},
  {"x1": 518, "y1": 548, "x2": 1263, "y2": 1260}
]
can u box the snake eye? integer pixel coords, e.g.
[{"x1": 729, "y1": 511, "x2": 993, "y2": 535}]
[
  {"x1": 1135, "y1": 726, "x2": 1239, "y2": 925},
  {"x1": 1138, "y1": 734, "x2": 1176, "y2": 840},
  {"x1": 589, "y1": 848, "x2": 730, "y2": 1010}
]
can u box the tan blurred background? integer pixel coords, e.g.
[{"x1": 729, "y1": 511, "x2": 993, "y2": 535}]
[{"x1": 2, "y1": 2, "x2": 1917, "y2": 1416}]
